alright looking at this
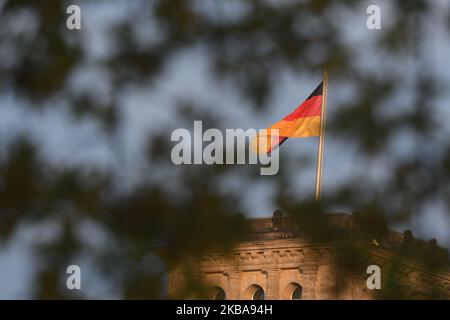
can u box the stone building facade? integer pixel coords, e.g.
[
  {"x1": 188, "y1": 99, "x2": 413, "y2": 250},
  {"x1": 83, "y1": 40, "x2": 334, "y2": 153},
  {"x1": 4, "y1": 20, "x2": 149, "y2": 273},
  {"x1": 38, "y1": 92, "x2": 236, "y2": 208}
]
[{"x1": 167, "y1": 212, "x2": 450, "y2": 299}]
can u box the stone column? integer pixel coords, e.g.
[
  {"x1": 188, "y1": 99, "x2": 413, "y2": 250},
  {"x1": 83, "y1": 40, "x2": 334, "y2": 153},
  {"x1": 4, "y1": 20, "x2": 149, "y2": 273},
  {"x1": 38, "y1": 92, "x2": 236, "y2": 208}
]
[
  {"x1": 265, "y1": 269, "x2": 281, "y2": 299},
  {"x1": 226, "y1": 271, "x2": 241, "y2": 300},
  {"x1": 314, "y1": 264, "x2": 338, "y2": 299}
]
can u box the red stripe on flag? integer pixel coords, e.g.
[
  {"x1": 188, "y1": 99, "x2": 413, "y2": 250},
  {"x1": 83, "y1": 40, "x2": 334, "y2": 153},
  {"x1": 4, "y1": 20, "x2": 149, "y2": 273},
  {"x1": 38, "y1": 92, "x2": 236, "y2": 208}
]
[{"x1": 282, "y1": 95, "x2": 322, "y2": 121}]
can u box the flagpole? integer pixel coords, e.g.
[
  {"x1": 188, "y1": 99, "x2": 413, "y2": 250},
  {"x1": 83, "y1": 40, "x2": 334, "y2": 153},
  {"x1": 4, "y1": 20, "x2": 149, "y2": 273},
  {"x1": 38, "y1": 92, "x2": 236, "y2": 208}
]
[{"x1": 315, "y1": 67, "x2": 328, "y2": 203}]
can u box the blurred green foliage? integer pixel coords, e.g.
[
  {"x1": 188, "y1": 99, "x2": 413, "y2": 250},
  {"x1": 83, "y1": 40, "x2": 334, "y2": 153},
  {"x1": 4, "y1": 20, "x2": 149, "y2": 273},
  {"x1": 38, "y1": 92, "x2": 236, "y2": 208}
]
[{"x1": 0, "y1": 0, "x2": 449, "y2": 299}]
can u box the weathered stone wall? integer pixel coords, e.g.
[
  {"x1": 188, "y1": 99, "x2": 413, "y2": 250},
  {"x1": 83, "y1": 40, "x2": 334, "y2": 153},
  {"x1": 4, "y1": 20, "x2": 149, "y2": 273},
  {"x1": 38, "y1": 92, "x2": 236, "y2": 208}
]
[
  {"x1": 168, "y1": 239, "x2": 371, "y2": 299},
  {"x1": 166, "y1": 214, "x2": 450, "y2": 300}
]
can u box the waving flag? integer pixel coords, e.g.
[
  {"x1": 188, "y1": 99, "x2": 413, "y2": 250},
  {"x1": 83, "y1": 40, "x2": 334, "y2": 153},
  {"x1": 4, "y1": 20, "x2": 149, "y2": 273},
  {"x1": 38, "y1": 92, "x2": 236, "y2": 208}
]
[{"x1": 252, "y1": 82, "x2": 323, "y2": 154}]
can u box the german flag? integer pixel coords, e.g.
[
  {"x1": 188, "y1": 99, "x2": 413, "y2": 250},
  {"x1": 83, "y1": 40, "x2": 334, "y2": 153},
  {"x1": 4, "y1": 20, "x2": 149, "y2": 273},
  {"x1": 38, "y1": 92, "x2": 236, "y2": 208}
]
[{"x1": 252, "y1": 82, "x2": 323, "y2": 154}]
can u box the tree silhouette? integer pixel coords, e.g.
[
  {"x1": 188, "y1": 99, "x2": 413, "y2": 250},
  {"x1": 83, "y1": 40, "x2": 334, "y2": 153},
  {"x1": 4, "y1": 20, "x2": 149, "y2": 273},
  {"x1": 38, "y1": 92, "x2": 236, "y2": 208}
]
[{"x1": 0, "y1": 0, "x2": 449, "y2": 299}]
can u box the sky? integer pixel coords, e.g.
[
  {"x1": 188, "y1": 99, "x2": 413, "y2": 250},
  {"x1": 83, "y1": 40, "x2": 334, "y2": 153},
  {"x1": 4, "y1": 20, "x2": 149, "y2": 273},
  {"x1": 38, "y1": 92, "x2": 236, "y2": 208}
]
[{"x1": 0, "y1": 0, "x2": 450, "y2": 298}]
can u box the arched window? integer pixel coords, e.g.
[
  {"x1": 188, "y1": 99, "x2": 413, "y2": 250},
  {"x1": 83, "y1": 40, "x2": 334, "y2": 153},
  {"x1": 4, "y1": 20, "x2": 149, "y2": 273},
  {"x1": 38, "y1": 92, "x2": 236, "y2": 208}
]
[
  {"x1": 290, "y1": 284, "x2": 302, "y2": 300},
  {"x1": 210, "y1": 286, "x2": 226, "y2": 300},
  {"x1": 252, "y1": 286, "x2": 265, "y2": 300},
  {"x1": 282, "y1": 282, "x2": 303, "y2": 300},
  {"x1": 245, "y1": 284, "x2": 265, "y2": 300}
]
